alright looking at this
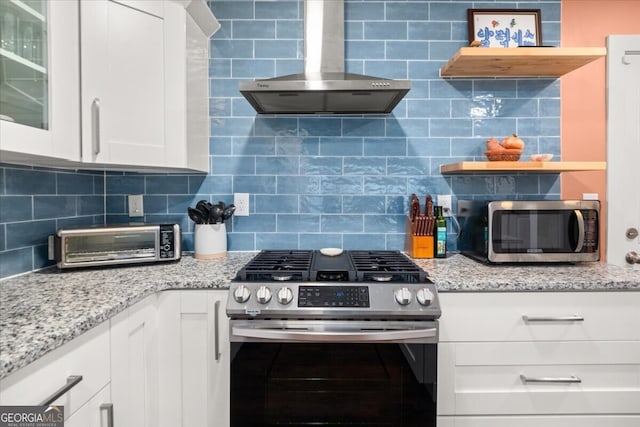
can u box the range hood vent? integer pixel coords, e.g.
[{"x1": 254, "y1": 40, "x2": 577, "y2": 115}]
[{"x1": 239, "y1": 0, "x2": 410, "y2": 115}]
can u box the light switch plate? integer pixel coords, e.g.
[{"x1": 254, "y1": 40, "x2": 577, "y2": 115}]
[
  {"x1": 234, "y1": 193, "x2": 249, "y2": 216},
  {"x1": 128, "y1": 195, "x2": 144, "y2": 217},
  {"x1": 437, "y1": 195, "x2": 452, "y2": 216}
]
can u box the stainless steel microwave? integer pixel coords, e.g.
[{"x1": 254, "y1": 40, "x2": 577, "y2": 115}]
[
  {"x1": 48, "y1": 224, "x2": 181, "y2": 269},
  {"x1": 458, "y1": 200, "x2": 600, "y2": 263}
]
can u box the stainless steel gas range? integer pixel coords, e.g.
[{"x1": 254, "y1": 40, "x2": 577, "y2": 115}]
[{"x1": 227, "y1": 249, "x2": 441, "y2": 427}]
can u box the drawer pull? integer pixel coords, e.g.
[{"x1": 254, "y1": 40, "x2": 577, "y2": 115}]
[
  {"x1": 214, "y1": 300, "x2": 221, "y2": 361},
  {"x1": 520, "y1": 374, "x2": 582, "y2": 384},
  {"x1": 522, "y1": 315, "x2": 584, "y2": 322},
  {"x1": 39, "y1": 375, "x2": 83, "y2": 406},
  {"x1": 100, "y1": 403, "x2": 114, "y2": 427}
]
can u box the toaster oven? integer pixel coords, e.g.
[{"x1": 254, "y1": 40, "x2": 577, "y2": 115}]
[{"x1": 48, "y1": 224, "x2": 181, "y2": 269}]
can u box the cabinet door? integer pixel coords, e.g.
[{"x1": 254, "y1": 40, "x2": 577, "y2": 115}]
[
  {"x1": 80, "y1": 0, "x2": 168, "y2": 168},
  {"x1": 209, "y1": 292, "x2": 230, "y2": 426},
  {"x1": 438, "y1": 341, "x2": 640, "y2": 416},
  {"x1": 65, "y1": 384, "x2": 112, "y2": 427},
  {"x1": 156, "y1": 290, "x2": 230, "y2": 427},
  {"x1": 0, "y1": 0, "x2": 80, "y2": 163},
  {"x1": 110, "y1": 295, "x2": 158, "y2": 427}
]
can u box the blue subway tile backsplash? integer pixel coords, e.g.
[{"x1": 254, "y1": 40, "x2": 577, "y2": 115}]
[{"x1": 0, "y1": 0, "x2": 562, "y2": 279}]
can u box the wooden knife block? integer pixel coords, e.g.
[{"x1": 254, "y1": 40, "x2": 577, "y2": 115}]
[{"x1": 404, "y1": 216, "x2": 434, "y2": 258}]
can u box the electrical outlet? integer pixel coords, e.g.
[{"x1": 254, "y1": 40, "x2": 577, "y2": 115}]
[
  {"x1": 128, "y1": 194, "x2": 144, "y2": 217},
  {"x1": 234, "y1": 193, "x2": 250, "y2": 216},
  {"x1": 437, "y1": 195, "x2": 452, "y2": 216}
]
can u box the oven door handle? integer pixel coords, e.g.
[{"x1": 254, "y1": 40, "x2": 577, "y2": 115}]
[{"x1": 231, "y1": 326, "x2": 437, "y2": 343}]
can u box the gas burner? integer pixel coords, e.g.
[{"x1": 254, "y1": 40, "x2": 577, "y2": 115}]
[
  {"x1": 235, "y1": 250, "x2": 313, "y2": 281},
  {"x1": 235, "y1": 250, "x2": 429, "y2": 284}
]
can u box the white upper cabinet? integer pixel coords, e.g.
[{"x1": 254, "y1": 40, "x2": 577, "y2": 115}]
[
  {"x1": 163, "y1": 0, "x2": 220, "y2": 172},
  {"x1": 0, "y1": 0, "x2": 81, "y2": 165},
  {"x1": 1, "y1": 0, "x2": 218, "y2": 173},
  {"x1": 80, "y1": 0, "x2": 168, "y2": 169}
]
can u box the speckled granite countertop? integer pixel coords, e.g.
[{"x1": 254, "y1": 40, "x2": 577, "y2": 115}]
[{"x1": 1, "y1": 252, "x2": 638, "y2": 380}]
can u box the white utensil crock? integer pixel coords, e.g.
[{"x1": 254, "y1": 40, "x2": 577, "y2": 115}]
[{"x1": 194, "y1": 223, "x2": 227, "y2": 259}]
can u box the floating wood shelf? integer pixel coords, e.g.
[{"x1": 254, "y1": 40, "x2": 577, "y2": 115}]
[
  {"x1": 440, "y1": 161, "x2": 607, "y2": 174},
  {"x1": 440, "y1": 47, "x2": 607, "y2": 77}
]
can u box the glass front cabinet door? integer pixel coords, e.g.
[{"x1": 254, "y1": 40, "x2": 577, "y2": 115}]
[{"x1": 0, "y1": 0, "x2": 80, "y2": 164}]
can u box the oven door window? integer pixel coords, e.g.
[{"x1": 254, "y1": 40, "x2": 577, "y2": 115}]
[{"x1": 231, "y1": 342, "x2": 436, "y2": 427}]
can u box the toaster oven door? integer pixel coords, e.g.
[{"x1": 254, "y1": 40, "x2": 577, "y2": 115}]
[{"x1": 60, "y1": 227, "x2": 159, "y2": 266}]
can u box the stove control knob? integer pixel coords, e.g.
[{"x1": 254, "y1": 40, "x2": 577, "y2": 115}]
[
  {"x1": 233, "y1": 285, "x2": 251, "y2": 303},
  {"x1": 256, "y1": 286, "x2": 272, "y2": 304},
  {"x1": 277, "y1": 287, "x2": 294, "y2": 305},
  {"x1": 394, "y1": 287, "x2": 412, "y2": 306},
  {"x1": 416, "y1": 288, "x2": 434, "y2": 306}
]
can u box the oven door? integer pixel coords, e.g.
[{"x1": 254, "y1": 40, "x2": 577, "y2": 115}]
[{"x1": 229, "y1": 320, "x2": 438, "y2": 427}]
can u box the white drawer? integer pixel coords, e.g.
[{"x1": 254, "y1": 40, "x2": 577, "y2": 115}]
[
  {"x1": 0, "y1": 321, "x2": 110, "y2": 419},
  {"x1": 438, "y1": 341, "x2": 640, "y2": 416},
  {"x1": 438, "y1": 415, "x2": 640, "y2": 427},
  {"x1": 438, "y1": 292, "x2": 640, "y2": 342}
]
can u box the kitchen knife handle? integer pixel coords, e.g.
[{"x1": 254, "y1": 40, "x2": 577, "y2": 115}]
[
  {"x1": 39, "y1": 375, "x2": 83, "y2": 406},
  {"x1": 214, "y1": 300, "x2": 221, "y2": 361},
  {"x1": 520, "y1": 374, "x2": 582, "y2": 384},
  {"x1": 91, "y1": 98, "x2": 101, "y2": 156},
  {"x1": 100, "y1": 403, "x2": 114, "y2": 427}
]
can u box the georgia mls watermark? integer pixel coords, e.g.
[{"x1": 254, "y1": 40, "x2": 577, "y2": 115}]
[{"x1": 0, "y1": 405, "x2": 64, "y2": 427}]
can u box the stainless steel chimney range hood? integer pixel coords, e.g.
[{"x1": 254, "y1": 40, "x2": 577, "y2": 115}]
[{"x1": 239, "y1": 0, "x2": 410, "y2": 115}]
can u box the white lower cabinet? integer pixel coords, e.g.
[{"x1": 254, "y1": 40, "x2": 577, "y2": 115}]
[
  {"x1": 0, "y1": 321, "x2": 111, "y2": 421},
  {"x1": 157, "y1": 290, "x2": 230, "y2": 427},
  {"x1": 437, "y1": 292, "x2": 640, "y2": 426},
  {"x1": 110, "y1": 295, "x2": 159, "y2": 427},
  {"x1": 65, "y1": 384, "x2": 112, "y2": 427}
]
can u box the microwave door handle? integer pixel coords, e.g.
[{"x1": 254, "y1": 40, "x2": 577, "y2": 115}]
[{"x1": 573, "y1": 209, "x2": 585, "y2": 252}]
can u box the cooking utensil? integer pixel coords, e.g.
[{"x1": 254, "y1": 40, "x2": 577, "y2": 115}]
[
  {"x1": 209, "y1": 203, "x2": 224, "y2": 224},
  {"x1": 188, "y1": 207, "x2": 207, "y2": 224},
  {"x1": 222, "y1": 204, "x2": 236, "y2": 222}
]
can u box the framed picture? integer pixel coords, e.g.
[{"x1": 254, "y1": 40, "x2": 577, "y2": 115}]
[{"x1": 467, "y1": 9, "x2": 542, "y2": 47}]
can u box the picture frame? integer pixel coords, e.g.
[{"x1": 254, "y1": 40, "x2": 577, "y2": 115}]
[{"x1": 467, "y1": 9, "x2": 542, "y2": 48}]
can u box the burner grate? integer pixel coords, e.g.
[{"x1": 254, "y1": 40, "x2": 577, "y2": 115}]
[
  {"x1": 349, "y1": 250, "x2": 428, "y2": 283},
  {"x1": 235, "y1": 250, "x2": 313, "y2": 281}
]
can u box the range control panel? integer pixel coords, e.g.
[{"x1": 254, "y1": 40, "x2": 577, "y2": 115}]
[{"x1": 298, "y1": 286, "x2": 370, "y2": 308}]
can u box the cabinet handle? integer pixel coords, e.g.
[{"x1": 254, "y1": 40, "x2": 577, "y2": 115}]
[
  {"x1": 39, "y1": 375, "x2": 83, "y2": 406},
  {"x1": 91, "y1": 98, "x2": 101, "y2": 156},
  {"x1": 522, "y1": 315, "x2": 584, "y2": 322},
  {"x1": 520, "y1": 374, "x2": 582, "y2": 384},
  {"x1": 100, "y1": 403, "x2": 114, "y2": 427},
  {"x1": 214, "y1": 300, "x2": 221, "y2": 361}
]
